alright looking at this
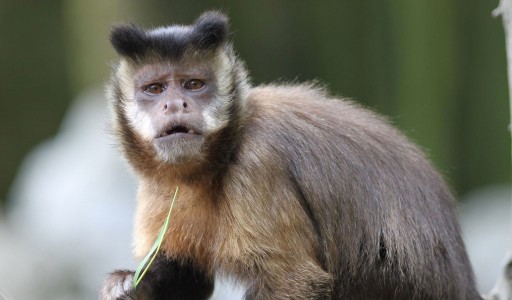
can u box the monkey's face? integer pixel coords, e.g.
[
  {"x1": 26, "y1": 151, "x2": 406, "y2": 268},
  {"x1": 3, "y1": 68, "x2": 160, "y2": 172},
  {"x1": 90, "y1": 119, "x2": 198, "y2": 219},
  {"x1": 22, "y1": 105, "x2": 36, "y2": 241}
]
[
  {"x1": 119, "y1": 58, "x2": 230, "y2": 165},
  {"x1": 109, "y1": 13, "x2": 248, "y2": 168}
]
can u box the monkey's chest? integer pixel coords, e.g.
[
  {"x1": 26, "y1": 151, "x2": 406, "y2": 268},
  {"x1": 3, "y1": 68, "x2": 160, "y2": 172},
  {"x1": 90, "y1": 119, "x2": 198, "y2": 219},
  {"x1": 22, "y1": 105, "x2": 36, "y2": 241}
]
[{"x1": 133, "y1": 190, "x2": 229, "y2": 269}]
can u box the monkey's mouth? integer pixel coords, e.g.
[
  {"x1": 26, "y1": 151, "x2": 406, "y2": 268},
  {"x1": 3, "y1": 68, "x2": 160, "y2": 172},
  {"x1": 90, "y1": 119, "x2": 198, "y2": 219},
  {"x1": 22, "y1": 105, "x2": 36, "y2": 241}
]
[{"x1": 157, "y1": 125, "x2": 201, "y2": 138}]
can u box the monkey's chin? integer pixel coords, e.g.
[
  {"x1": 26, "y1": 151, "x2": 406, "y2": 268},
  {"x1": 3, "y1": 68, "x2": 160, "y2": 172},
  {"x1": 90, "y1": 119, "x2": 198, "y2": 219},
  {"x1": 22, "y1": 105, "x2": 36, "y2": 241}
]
[{"x1": 154, "y1": 134, "x2": 204, "y2": 165}]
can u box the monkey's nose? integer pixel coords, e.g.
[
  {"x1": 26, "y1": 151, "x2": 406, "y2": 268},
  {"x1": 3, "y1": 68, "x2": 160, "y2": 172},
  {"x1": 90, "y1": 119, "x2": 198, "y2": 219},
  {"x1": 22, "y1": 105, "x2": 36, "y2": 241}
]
[{"x1": 162, "y1": 99, "x2": 188, "y2": 113}]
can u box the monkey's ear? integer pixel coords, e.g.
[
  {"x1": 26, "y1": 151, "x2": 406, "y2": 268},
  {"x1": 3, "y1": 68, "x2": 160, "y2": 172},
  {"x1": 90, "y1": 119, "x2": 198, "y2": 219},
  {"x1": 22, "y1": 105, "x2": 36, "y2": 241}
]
[
  {"x1": 110, "y1": 24, "x2": 148, "y2": 58},
  {"x1": 190, "y1": 11, "x2": 229, "y2": 50}
]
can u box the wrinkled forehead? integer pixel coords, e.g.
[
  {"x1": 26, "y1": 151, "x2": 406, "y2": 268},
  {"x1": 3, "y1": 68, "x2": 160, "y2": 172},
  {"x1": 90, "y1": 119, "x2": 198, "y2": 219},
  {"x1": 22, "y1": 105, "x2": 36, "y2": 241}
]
[
  {"x1": 125, "y1": 58, "x2": 217, "y2": 82},
  {"x1": 119, "y1": 50, "x2": 225, "y2": 79}
]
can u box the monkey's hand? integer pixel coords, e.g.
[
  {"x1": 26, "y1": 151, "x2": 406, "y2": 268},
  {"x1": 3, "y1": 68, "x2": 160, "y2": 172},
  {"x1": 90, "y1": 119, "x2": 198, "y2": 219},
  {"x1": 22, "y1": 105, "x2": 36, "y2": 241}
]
[
  {"x1": 99, "y1": 270, "x2": 148, "y2": 300},
  {"x1": 99, "y1": 257, "x2": 214, "y2": 300}
]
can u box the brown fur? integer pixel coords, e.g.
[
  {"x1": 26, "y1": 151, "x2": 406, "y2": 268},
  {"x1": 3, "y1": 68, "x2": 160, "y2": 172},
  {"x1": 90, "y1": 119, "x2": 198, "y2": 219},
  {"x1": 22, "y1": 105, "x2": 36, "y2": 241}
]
[
  {"x1": 101, "y1": 11, "x2": 481, "y2": 300},
  {"x1": 112, "y1": 84, "x2": 480, "y2": 299}
]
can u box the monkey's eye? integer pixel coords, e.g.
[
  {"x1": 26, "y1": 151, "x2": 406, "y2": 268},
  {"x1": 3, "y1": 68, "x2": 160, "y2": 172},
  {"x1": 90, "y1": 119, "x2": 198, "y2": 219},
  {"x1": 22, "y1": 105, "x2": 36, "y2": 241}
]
[
  {"x1": 183, "y1": 79, "x2": 205, "y2": 91},
  {"x1": 144, "y1": 83, "x2": 165, "y2": 95}
]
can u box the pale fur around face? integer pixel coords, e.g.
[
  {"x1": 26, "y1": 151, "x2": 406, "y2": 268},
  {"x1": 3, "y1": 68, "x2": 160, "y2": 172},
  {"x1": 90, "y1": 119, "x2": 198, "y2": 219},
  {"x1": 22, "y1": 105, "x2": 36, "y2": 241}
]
[
  {"x1": 202, "y1": 48, "x2": 249, "y2": 134},
  {"x1": 113, "y1": 48, "x2": 248, "y2": 165},
  {"x1": 117, "y1": 60, "x2": 155, "y2": 142},
  {"x1": 110, "y1": 52, "x2": 239, "y2": 167}
]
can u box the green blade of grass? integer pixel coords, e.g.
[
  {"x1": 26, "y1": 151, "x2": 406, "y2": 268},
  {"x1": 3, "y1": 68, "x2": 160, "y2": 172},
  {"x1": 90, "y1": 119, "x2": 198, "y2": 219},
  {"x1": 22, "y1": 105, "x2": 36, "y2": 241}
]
[{"x1": 133, "y1": 186, "x2": 179, "y2": 289}]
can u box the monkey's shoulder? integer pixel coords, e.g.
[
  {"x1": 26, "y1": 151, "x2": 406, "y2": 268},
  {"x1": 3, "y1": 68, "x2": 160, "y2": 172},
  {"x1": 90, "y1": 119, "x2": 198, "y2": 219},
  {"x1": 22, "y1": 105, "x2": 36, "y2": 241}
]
[
  {"x1": 245, "y1": 83, "x2": 400, "y2": 141},
  {"x1": 240, "y1": 83, "x2": 430, "y2": 181}
]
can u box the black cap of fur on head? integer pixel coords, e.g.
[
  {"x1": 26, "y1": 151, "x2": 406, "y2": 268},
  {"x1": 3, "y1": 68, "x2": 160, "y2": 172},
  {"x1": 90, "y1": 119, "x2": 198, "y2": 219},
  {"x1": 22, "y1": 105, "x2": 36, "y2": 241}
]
[{"x1": 110, "y1": 11, "x2": 229, "y2": 60}]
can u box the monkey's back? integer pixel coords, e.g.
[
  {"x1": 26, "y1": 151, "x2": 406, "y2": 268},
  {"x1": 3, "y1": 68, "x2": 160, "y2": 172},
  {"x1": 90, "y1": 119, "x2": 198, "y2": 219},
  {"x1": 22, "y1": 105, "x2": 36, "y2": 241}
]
[{"x1": 237, "y1": 84, "x2": 481, "y2": 299}]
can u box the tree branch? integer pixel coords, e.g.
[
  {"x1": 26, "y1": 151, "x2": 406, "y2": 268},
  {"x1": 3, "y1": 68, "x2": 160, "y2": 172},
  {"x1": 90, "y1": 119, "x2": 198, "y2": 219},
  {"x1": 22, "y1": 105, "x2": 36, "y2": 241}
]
[{"x1": 487, "y1": 1, "x2": 512, "y2": 299}]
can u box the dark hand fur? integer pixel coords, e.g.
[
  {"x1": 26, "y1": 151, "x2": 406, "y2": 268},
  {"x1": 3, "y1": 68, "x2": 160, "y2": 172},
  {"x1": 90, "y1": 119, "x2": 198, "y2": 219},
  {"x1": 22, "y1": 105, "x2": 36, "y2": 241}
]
[{"x1": 102, "y1": 11, "x2": 482, "y2": 300}]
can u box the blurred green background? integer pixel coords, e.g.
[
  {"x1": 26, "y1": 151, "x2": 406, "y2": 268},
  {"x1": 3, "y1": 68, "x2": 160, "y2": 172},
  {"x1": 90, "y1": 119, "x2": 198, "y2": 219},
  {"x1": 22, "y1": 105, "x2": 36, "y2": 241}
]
[{"x1": 0, "y1": 0, "x2": 509, "y2": 206}]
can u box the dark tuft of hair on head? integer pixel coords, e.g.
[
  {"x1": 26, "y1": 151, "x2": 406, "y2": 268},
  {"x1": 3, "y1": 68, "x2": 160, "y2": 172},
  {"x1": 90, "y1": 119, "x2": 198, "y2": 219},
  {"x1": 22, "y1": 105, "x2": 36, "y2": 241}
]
[
  {"x1": 190, "y1": 11, "x2": 229, "y2": 51},
  {"x1": 110, "y1": 24, "x2": 148, "y2": 58}
]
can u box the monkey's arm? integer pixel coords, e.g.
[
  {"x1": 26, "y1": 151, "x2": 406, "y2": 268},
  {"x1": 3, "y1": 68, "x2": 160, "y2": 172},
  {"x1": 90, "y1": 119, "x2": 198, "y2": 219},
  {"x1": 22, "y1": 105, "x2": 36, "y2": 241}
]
[{"x1": 99, "y1": 256, "x2": 214, "y2": 300}]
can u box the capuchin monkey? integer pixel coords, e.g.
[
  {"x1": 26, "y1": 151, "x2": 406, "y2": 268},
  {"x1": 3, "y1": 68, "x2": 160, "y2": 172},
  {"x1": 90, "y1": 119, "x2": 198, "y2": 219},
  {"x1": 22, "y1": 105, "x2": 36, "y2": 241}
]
[{"x1": 100, "y1": 11, "x2": 482, "y2": 300}]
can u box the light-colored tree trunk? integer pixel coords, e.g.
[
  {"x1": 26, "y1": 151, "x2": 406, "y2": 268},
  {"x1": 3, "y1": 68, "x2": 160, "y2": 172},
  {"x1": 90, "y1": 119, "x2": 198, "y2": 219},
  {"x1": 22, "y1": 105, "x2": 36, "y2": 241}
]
[{"x1": 487, "y1": 1, "x2": 512, "y2": 299}]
